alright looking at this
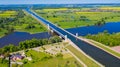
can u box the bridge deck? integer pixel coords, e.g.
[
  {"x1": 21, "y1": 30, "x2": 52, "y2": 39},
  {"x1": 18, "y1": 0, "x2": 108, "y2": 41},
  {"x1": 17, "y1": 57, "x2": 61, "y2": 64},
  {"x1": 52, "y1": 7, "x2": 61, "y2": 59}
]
[{"x1": 25, "y1": 9, "x2": 120, "y2": 67}]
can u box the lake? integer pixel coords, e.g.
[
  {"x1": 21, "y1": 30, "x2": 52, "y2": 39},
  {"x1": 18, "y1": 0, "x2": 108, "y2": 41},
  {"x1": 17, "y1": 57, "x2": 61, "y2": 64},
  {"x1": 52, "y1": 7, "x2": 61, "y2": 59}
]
[
  {"x1": 0, "y1": 32, "x2": 52, "y2": 47},
  {"x1": 0, "y1": 22, "x2": 120, "y2": 47},
  {"x1": 66, "y1": 22, "x2": 120, "y2": 36}
]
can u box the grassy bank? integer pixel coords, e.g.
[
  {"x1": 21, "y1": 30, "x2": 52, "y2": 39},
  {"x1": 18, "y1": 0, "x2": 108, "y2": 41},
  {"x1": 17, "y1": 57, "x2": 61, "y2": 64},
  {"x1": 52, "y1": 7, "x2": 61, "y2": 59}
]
[{"x1": 67, "y1": 45, "x2": 100, "y2": 67}]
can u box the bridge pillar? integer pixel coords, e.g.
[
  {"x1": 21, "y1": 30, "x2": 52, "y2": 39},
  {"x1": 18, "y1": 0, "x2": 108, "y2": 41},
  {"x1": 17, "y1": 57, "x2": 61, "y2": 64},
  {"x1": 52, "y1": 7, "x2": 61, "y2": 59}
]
[
  {"x1": 65, "y1": 35, "x2": 68, "y2": 42},
  {"x1": 47, "y1": 24, "x2": 50, "y2": 30},
  {"x1": 50, "y1": 29, "x2": 54, "y2": 33},
  {"x1": 76, "y1": 33, "x2": 78, "y2": 37},
  {"x1": 59, "y1": 36, "x2": 62, "y2": 39}
]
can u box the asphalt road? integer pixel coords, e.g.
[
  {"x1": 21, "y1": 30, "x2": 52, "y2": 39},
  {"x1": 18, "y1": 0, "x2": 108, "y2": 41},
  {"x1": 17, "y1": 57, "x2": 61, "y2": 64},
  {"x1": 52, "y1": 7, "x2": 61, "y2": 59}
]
[{"x1": 25, "y1": 9, "x2": 120, "y2": 67}]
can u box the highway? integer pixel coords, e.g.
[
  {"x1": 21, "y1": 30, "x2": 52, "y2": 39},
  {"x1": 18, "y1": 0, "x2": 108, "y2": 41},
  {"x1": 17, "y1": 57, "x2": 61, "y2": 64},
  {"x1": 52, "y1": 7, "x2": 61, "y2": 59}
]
[{"x1": 25, "y1": 9, "x2": 120, "y2": 67}]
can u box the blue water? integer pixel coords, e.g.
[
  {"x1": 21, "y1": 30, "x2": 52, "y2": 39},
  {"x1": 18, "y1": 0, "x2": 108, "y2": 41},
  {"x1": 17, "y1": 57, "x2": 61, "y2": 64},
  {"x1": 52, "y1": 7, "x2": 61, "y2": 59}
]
[
  {"x1": 25, "y1": 9, "x2": 120, "y2": 66},
  {"x1": 66, "y1": 22, "x2": 120, "y2": 36},
  {"x1": 0, "y1": 32, "x2": 52, "y2": 47},
  {"x1": 0, "y1": 9, "x2": 120, "y2": 66},
  {"x1": 0, "y1": 22, "x2": 120, "y2": 47}
]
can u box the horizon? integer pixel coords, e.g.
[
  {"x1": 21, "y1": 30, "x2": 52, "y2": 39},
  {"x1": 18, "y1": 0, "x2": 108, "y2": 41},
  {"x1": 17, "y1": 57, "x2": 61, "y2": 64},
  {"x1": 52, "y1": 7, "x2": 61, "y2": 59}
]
[
  {"x1": 0, "y1": 3, "x2": 120, "y2": 5},
  {"x1": 0, "y1": 0, "x2": 120, "y2": 5}
]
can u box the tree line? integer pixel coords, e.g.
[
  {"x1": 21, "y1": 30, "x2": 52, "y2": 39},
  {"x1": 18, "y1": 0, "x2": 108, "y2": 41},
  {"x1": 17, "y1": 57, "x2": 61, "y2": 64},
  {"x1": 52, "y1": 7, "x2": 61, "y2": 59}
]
[{"x1": 86, "y1": 31, "x2": 120, "y2": 47}]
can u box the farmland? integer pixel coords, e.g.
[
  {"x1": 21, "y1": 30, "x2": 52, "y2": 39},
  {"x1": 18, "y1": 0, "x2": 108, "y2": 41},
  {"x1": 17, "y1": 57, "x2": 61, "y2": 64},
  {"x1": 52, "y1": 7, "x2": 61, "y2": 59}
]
[{"x1": 35, "y1": 7, "x2": 120, "y2": 29}]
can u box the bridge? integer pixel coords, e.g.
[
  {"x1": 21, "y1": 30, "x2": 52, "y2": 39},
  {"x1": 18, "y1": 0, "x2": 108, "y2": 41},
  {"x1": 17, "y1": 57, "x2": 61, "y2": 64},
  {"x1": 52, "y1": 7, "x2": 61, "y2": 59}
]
[{"x1": 25, "y1": 9, "x2": 120, "y2": 67}]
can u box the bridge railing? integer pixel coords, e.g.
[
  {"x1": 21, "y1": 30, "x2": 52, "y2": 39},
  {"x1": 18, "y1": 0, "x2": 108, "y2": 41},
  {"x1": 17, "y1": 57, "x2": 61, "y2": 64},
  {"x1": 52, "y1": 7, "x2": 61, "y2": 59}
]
[{"x1": 50, "y1": 26, "x2": 65, "y2": 38}]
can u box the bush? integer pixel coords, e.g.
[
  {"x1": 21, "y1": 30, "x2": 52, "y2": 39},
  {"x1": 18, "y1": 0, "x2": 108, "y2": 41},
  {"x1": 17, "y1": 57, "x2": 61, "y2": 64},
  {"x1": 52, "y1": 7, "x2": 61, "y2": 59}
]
[
  {"x1": 56, "y1": 53, "x2": 63, "y2": 57},
  {"x1": 23, "y1": 59, "x2": 28, "y2": 64}
]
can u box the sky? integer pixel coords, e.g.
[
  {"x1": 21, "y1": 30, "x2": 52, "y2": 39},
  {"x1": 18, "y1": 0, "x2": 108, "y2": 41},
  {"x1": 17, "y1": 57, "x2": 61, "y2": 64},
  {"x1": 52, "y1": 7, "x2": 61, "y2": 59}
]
[{"x1": 0, "y1": 0, "x2": 120, "y2": 4}]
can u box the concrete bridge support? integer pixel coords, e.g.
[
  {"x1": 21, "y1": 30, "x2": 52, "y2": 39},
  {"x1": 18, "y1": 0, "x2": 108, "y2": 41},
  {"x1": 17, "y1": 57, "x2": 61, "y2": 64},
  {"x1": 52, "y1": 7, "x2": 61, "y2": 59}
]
[
  {"x1": 48, "y1": 24, "x2": 54, "y2": 34},
  {"x1": 47, "y1": 24, "x2": 50, "y2": 30},
  {"x1": 50, "y1": 29, "x2": 54, "y2": 33},
  {"x1": 59, "y1": 36, "x2": 62, "y2": 39},
  {"x1": 76, "y1": 33, "x2": 78, "y2": 40},
  {"x1": 76, "y1": 33, "x2": 78, "y2": 37},
  {"x1": 65, "y1": 35, "x2": 68, "y2": 42}
]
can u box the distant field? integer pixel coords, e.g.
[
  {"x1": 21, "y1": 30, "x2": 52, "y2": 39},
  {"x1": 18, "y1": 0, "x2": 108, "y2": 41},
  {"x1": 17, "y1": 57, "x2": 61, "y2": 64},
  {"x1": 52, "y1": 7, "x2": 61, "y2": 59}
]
[
  {"x1": 0, "y1": 11, "x2": 17, "y2": 18},
  {"x1": 99, "y1": 7, "x2": 120, "y2": 11},
  {"x1": 42, "y1": 8, "x2": 68, "y2": 11},
  {"x1": 35, "y1": 7, "x2": 120, "y2": 29}
]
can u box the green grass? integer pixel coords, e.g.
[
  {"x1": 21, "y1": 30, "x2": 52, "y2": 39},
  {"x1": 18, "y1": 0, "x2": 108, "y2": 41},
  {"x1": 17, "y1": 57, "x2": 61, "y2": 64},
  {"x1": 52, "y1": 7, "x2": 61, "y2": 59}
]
[
  {"x1": 0, "y1": 29, "x2": 7, "y2": 38},
  {"x1": 89, "y1": 40, "x2": 120, "y2": 57},
  {"x1": 23, "y1": 50, "x2": 83, "y2": 67},
  {"x1": 25, "y1": 50, "x2": 51, "y2": 60},
  {"x1": 0, "y1": 63, "x2": 8, "y2": 67},
  {"x1": 67, "y1": 45, "x2": 100, "y2": 67},
  {"x1": 11, "y1": 64, "x2": 22, "y2": 67},
  {"x1": 14, "y1": 24, "x2": 47, "y2": 34},
  {"x1": 24, "y1": 57, "x2": 82, "y2": 67}
]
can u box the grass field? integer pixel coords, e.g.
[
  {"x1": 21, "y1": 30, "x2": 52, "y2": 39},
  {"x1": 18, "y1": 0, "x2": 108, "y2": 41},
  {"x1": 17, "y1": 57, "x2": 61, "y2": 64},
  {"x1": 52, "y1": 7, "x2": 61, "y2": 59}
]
[
  {"x1": 0, "y1": 63, "x2": 8, "y2": 67},
  {"x1": 0, "y1": 11, "x2": 17, "y2": 18},
  {"x1": 0, "y1": 29, "x2": 7, "y2": 38},
  {"x1": 24, "y1": 57, "x2": 81, "y2": 67},
  {"x1": 13, "y1": 18, "x2": 47, "y2": 34},
  {"x1": 35, "y1": 7, "x2": 120, "y2": 29},
  {"x1": 23, "y1": 49, "x2": 82, "y2": 67}
]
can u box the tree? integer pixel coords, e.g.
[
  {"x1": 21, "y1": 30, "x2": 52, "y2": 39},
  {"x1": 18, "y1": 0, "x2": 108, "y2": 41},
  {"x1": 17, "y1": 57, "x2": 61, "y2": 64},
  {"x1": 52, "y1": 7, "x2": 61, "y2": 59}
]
[
  {"x1": 9, "y1": 44, "x2": 18, "y2": 52},
  {"x1": 49, "y1": 36, "x2": 62, "y2": 43},
  {"x1": 19, "y1": 41, "x2": 28, "y2": 49},
  {"x1": 42, "y1": 39, "x2": 48, "y2": 45}
]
